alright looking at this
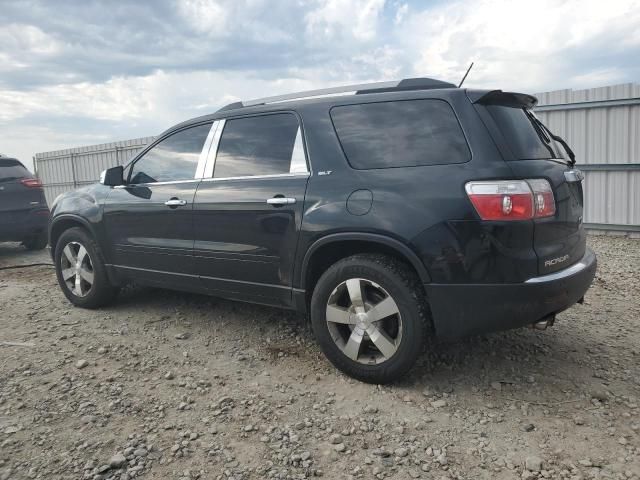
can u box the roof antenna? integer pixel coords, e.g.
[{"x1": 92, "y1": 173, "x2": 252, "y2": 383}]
[{"x1": 458, "y1": 62, "x2": 474, "y2": 88}]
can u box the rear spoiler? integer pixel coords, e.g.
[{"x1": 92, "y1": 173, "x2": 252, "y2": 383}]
[{"x1": 466, "y1": 89, "x2": 538, "y2": 109}]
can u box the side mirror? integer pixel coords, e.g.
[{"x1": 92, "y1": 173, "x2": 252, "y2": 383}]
[{"x1": 100, "y1": 166, "x2": 124, "y2": 186}]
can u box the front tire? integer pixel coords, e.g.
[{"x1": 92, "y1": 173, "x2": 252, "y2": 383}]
[
  {"x1": 54, "y1": 227, "x2": 118, "y2": 308},
  {"x1": 310, "y1": 254, "x2": 430, "y2": 384}
]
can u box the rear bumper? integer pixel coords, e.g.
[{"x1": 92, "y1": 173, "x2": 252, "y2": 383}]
[
  {"x1": 0, "y1": 209, "x2": 49, "y2": 242},
  {"x1": 425, "y1": 247, "x2": 597, "y2": 340}
]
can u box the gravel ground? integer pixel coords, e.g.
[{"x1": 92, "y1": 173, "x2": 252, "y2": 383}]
[{"x1": 0, "y1": 236, "x2": 638, "y2": 480}]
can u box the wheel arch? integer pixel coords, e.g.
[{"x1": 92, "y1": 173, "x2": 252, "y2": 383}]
[
  {"x1": 299, "y1": 233, "x2": 431, "y2": 294},
  {"x1": 49, "y1": 215, "x2": 97, "y2": 259}
]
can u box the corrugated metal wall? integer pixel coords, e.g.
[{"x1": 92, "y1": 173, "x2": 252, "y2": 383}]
[
  {"x1": 34, "y1": 137, "x2": 154, "y2": 205},
  {"x1": 534, "y1": 83, "x2": 640, "y2": 233}
]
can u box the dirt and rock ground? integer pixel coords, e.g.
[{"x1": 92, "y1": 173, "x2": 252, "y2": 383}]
[{"x1": 0, "y1": 235, "x2": 638, "y2": 480}]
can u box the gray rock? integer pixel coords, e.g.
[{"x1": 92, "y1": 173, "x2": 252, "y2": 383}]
[
  {"x1": 334, "y1": 443, "x2": 346, "y2": 452},
  {"x1": 431, "y1": 399, "x2": 447, "y2": 408},
  {"x1": 524, "y1": 455, "x2": 543, "y2": 472},
  {"x1": 329, "y1": 433, "x2": 342, "y2": 444},
  {"x1": 110, "y1": 453, "x2": 127, "y2": 469},
  {"x1": 395, "y1": 447, "x2": 409, "y2": 457},
  {"x1": 76, "y1": 359, "x2": 89, "y2": 369},
  {"x1": 133, "y1": 448, "x2": 147, "y2": 457}
]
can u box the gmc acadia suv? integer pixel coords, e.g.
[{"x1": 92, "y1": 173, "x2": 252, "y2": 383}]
[{"x1": 48, "y1": 78, "x2": 596, "y2": 383}]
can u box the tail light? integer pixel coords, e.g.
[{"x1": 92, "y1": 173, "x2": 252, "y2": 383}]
[
  {"x1": 20, "y1": 178, "x2": 43, "y2": 188},
  {"x1": 465, "y1": 179, "x2": 555, "y2": 221}
]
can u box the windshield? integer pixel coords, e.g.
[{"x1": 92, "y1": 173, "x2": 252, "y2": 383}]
[{"x1": 486, "y1": 105, "x2": 568, "y2": 161}]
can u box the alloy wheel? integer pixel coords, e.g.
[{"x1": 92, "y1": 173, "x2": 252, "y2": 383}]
[
  {"x1": 325, "y1": 278, "x2": 402, "y2": 365},
  {"x1": 60, "y1": 241, "x2": 94, "y2": 297}
]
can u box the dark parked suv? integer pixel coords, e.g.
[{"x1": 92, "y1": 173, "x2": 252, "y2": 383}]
[
  {"x1": 48, "y1": 78, "x2": 596, "y2": 383},
  {"x1": 0, "y1": 155, "x2": 49, "y2": 250}
]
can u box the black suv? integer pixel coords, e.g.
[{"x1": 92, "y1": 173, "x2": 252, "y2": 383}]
[
  {"x1": 49, "y1": 78, "x2": 596, "y2": 383},
  {"x1": 0, "y1": 156, "x2": 49, "y2": 250}
]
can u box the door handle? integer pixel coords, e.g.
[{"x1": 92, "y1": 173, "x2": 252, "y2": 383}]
[
  {"x1": 266, "y1": 197, "x2": 296, "y2": 206},
  {"x1": 165, "y1": 199, "x2": 187, "y2": 207}
]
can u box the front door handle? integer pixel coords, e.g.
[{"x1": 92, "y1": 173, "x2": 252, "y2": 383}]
[
  {"x1": 165, "y1": 199, "x2": 187, "y2": 207},
  {"x1": 266, "y1": 197, "x2": 296, "y2": 206}
]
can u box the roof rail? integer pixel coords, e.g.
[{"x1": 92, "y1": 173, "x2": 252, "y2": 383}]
[{"x1": 217, "y1": 77, "x2": 455, "y2": 112}]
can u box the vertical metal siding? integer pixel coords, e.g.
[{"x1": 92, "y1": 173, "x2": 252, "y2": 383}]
[
  {"x1": 535, "y1": 83, "x2": 640, "y2": 232},
  {"x1": 34, "y1": 136, "x2": 154, "y2": 205}
]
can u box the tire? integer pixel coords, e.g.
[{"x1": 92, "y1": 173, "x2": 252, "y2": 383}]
[
  {"x1": 22, "y1": 232, "x2": 47, "y2": 250},
  {"x1": 310, "y1": 254, "x2": 430, "y2": 384},
  {"x1": 54, "y1": 227, "x2": 118, "y2": 308}
]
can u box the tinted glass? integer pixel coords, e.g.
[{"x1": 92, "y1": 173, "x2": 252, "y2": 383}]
[
  {"x1": 0, "y1": 159, "x2": 30, "y2": 182},
  {"x1": 485, "y1": 106, "x2": 565, "y2": 160},
  {"x1": 330, "y1": 99, "x2": 470, "y2": 169},
  {"x1": 129, "y1": 123, "x2": 211, "y2": 184},
  {"x1": 214, "y1": 114, "x2": 299, "y2": 178}
]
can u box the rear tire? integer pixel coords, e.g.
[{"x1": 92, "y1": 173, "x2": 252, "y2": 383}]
[
  {"x1": 310, "y1": 254, "x2": 430, "y2": 384},
  {"x1": 54, "y1": 227, "x2": 118, "y2": 308},
  {"x1": 22, "y1": 232, "x2": 47, "y2": 250}
]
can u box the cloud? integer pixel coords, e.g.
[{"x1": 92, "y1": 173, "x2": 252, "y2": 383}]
[
  {"x1": 0, "y1": 0, "x2": 639, "y2": 171},
  {"x1": 305, "y1": 0, "x2": 386, "y2": 42}
]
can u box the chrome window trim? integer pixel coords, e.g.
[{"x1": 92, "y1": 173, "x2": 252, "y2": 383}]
[
  {"x1": 194, "y1": 122, "x2": 219, "y2": 179},
  {"x1": 203, "y1": 119, "x2": 226, "y2": 179},
  {"x1": 200, "y1": 172, "x2": 310, "y2": 183},
  {"x1": 289, "y1": 127, "x2": 308, "y2": 174},
  {"x1": 113, "y1": 179, "x2": 201, "y2": 189}
]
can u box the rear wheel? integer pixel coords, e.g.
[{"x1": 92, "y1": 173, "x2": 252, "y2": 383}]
[
  {"x1": 54, "y1": 227, "x2": 118, "y2": 308},
  {"x1": 310, "y1": 254, "x2": 429, "y2": 384},
  {"x1": 22, "y1": 232, "x2": 47, "y2": 250}
]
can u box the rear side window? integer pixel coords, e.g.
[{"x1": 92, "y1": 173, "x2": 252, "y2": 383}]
[
  {"x1": 0, "y1": 159, "x2": 30, "y2": 182},
  {"x1": 129, "y1": 123, "x2": 212, "y2": 184},
  {"x1": 330, "y1": 99, "x2": 470, "y2": 170},
  {"x1": 213, "y1": 113, "x2": 302, "y2": 178},
  {"x1": 484, "y1": 105, "x2": 565, "y2": 160}
]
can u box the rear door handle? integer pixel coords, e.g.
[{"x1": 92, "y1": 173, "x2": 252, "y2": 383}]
[
  {"x1": 165, "y1": 199, "x2": 187, "y2": 207},
  {"x1": 267, "y1": 197, "x2": 296, "y2": 206}
]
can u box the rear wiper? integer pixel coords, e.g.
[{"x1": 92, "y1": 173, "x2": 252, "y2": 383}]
[
  {"x1": 523, "y1": 109, "x2": 555, "y2": 158},
  {"x1": 525, "y1": 110, "x2": 576, "y2": 166}
]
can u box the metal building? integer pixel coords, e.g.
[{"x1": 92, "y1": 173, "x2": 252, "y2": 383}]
[
  {"x1": 34, "y1": 83, "x2": 640, "y2": 233},
  {"x1": 534, "y1": 83, "x2": 640, "y2": 233}
]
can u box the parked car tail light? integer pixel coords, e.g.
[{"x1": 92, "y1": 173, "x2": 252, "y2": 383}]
[
  {"x1": 20, "y1": 178, "x2": 43, "y2": 188},
  {"x1": 465, "y1": 179, "x2": 555, "y2": 221},
  {"x1": 527, "y1": 178, "x2": 556, "y2": 217}
]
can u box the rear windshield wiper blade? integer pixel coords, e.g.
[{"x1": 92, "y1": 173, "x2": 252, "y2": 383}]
[
  {"x1": 523, "y1": 109, "x2": 555, "y2": 158},
  {"x1": 525, "y1": 110, "x2": 576, "y2": 166}
]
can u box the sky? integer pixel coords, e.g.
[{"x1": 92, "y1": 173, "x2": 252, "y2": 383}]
[{"x1": 1, "y1": 0, "x2": 639, "y2": 172}]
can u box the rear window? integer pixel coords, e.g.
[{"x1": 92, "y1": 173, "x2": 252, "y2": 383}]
[
  {"x1": 485, "y1": 105, "x2": 566, "y2": 160},
  {"x1": 0, "y1": 159, "x2": 30, "y2": 182},
  {"x1": 330, "y1": 99, "x2": 470, "y2": 170}
]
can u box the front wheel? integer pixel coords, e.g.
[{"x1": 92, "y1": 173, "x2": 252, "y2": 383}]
[
  {"x1": 310, "y1": 254, "x2": 430, "y2": 384},
  {"x1": 54, "y1": 227, "x2": 118, "y2": 308}
]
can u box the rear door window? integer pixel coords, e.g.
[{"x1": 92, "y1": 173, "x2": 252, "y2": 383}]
[
  {"x1": 129, "y1": 123, "x2": 212, "y2": 184},
  {"x1": 0, "y1": 159, "x2": 30, "y2": 182},
  {"x1": 330, "y1": 99, "x2": 470, "y2": 170},
  {"x1": 484, "y1": 105, "x2": 566, "y2": 160},
  {"x1": 213, "y1": 113, "x2": 303, "y2": 178}
]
